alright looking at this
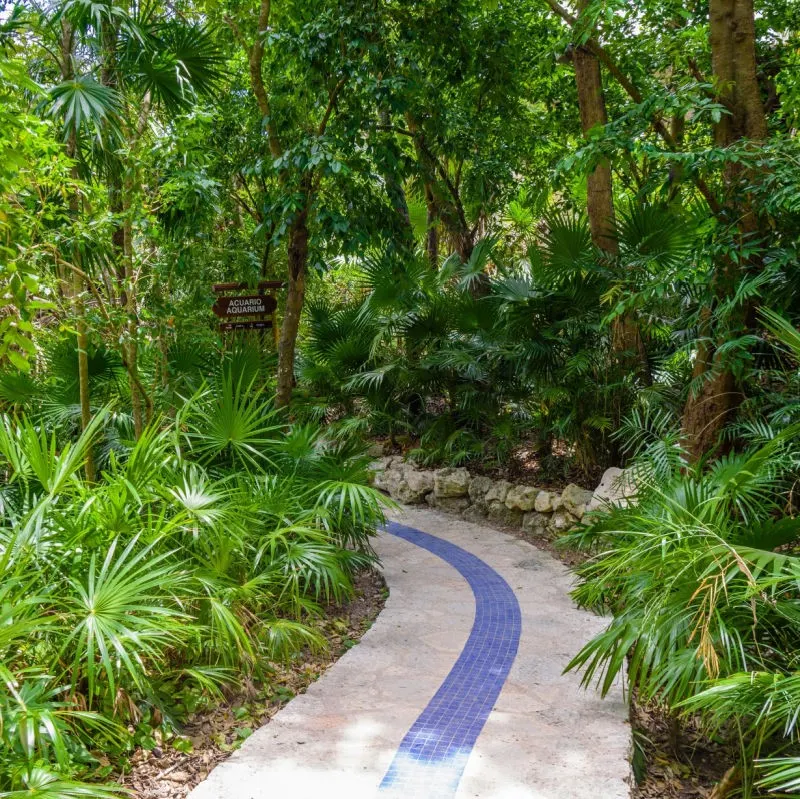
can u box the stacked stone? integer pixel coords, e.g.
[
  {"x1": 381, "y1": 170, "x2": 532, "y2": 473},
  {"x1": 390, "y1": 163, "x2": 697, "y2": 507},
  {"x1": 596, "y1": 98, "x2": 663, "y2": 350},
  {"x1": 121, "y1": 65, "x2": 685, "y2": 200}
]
[{"x1": 370, "y1": 457, "x2": 633, "y2": 538}]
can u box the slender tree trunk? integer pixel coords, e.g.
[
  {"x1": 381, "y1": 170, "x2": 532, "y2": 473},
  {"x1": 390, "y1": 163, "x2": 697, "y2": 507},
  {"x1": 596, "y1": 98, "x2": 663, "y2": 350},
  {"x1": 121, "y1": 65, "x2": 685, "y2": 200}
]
[
  {"x1": 406, "y1": 113, "x2": 479, "y2": 282},
  {"x1": 571, "y1": 10, "x2": 649, "y2": 382},
  {"x1": 275, "y1": 204, "x2": 309, "y2": 408},
  {"x1": 378, "y1": 109, "x2": 415, "y2": 251},
  {"x1": 424, "y1": 184, "x2": 439, "y2": 267},
  {"x1": 455, "y1": 233, "x2": 474, "y2": 264},
  {"x1": 100, "y1": 17, "x2": 125, "y2": 288},
  {"x1": 67, "y1": 157, "x2": 95, "y2": 480},
  {"x1": 681, "y1": 0, "x2": 768, "y2": 460},
  {"x1": 122, "y1": 190, "x2": 143, "y2": 437},
  {"x1": 61, "y1": 23, "x2": 96, "y2": 481},
  {"x1": 69, "y1": 196, "x2": 95, "y2": 483},
  {"x1": 230, "y1": 0, "x2": 317, "y2": 409},
  {"x1": 74, "y1": 271, "x2": 95, "y2": 483}
]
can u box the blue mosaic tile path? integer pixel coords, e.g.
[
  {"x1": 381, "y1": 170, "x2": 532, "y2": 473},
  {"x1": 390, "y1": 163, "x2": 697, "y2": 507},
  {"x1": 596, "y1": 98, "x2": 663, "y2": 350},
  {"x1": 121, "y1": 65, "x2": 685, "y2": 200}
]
[{"x1": 378, "y1": 521, "x2": 522, "y2": 797}]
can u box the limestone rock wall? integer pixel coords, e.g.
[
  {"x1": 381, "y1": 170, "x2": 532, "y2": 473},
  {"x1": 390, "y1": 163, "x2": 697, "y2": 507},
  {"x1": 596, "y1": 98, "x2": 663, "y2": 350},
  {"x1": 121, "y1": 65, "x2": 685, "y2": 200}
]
[{"x1": 370, "y1": 457, "x2": 632, "y2": 540}]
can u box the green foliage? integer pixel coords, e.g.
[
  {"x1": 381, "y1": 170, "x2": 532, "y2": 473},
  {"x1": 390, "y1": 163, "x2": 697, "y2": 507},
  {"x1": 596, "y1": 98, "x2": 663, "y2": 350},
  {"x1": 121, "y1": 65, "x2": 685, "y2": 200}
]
[
  {"x1": 0, "y1": 376, "x2": 385, "y2": 792},
  {"x1": 3, "y1": 0, "x2": 800, "y2": 793},
  {"x1": 299, "y1": 226, "x2": 634, "y2": 473},
  {"x1": 565, "y1": 321, "x2": 800, "y2": 793}
]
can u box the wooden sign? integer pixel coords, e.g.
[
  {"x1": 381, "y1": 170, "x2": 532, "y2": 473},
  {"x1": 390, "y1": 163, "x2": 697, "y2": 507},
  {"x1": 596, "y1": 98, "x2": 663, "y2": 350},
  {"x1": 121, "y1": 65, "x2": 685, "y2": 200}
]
[
  {"x1": 212, "y1": 280, "x2": 284, "y2": 346},
  {"x1": 212, "y1": 294, "x2": 277, "y2": 319}
]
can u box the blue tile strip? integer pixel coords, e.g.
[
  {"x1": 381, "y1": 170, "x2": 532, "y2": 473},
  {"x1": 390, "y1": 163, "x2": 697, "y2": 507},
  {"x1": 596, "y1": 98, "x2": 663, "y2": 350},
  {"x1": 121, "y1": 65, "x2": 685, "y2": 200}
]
[{"x1": 378, "y1": 522, "x2": 522, "y2": 797}]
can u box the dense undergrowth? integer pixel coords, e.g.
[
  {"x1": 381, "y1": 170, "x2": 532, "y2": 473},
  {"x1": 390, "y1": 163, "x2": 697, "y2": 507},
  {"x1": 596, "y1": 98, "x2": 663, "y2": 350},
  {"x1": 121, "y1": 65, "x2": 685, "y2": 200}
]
[
  {"x1": 0, "y1": 354, "x2": 386, "y2": 796},
  {"x1": 562, "y1": 317, "x2": 800, "y2": 797},
  {"x1": 4, "y1": 0, "x2": 800, "y2": 795}
]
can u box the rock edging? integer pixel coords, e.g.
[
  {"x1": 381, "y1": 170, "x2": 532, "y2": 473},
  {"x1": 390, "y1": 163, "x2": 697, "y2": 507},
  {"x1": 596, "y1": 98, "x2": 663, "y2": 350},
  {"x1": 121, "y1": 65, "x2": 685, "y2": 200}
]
[{"x1": 370, "y1": 458, "x2": 634, "y2": 540}]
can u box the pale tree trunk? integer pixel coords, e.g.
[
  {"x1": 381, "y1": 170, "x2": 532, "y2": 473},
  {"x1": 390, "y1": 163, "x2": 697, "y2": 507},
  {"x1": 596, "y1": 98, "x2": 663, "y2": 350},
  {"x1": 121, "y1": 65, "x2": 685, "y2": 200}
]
[
  {"x1": 122, "y1": 189, "x2": 143, "y2": 437},
  {"x1": 571, "y1": 4, "x2": 649, "y2": 382},
  {"x1": 681, "y1": 0, "x2": 767, "y2": 461}
]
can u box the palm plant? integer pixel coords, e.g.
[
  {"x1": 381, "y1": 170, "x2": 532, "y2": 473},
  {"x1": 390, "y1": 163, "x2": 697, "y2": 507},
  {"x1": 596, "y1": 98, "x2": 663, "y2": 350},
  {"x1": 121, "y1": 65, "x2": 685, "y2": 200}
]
[
  {"x1": 0, "y1": 366, "x2": 386, "y2": 793},
  {"x1": 299, "y1": 208, "x2": 697, "y2": 474},
  {"x1": 565, "y1": 311, "x2": 800, "y2": 797}
]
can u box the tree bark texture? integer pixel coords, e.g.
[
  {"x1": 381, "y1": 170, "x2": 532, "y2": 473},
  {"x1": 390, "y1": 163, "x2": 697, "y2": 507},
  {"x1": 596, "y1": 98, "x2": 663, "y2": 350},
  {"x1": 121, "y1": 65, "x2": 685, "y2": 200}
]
[
  {"x1": 571, "y1": 20, "x2": 649, "y2": 382},
  {"x1": 275, "y1": 207, "x2": 308, "y2": 407},
  {"x1": 572, "y1": 43, "x2": 616, "y2": 254},
  {"x1": 681, "y1": 0, "x2": 767, "y2": 461}
]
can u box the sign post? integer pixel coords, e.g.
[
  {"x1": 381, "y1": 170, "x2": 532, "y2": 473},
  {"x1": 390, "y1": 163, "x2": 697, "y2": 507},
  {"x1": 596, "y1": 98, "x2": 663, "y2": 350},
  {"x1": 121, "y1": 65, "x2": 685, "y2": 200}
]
[{"x1": 212, "y1": 281, "x2": 283, "y2": 348}]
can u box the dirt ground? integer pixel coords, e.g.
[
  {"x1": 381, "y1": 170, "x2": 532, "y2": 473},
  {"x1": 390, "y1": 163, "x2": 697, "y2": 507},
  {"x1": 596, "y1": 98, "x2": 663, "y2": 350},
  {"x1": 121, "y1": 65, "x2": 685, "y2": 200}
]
[{"x1": 123, "y1": 569, "x2": 387, "y2": 799}]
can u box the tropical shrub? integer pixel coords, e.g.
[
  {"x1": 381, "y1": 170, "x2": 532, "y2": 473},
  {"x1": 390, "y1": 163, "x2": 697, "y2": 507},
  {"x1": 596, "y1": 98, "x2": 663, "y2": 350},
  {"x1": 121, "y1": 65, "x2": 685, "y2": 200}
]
[
  {"x1": 565, "y1": 314, "x2": 800, "y2": 796},
  {"x1": 0, "y1": 374, "x2": 386, "y2": 796}
]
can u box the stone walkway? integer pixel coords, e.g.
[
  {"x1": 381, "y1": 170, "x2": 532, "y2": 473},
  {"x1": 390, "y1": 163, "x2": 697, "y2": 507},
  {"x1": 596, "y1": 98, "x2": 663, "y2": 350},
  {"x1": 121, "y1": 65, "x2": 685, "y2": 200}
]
[{"x1": 188, "y1": 506, "x2": 631, "y2": 799}]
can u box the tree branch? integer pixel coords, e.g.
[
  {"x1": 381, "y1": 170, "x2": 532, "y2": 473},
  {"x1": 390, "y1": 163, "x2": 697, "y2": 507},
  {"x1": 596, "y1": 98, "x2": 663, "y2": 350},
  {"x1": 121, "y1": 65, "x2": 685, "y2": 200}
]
[
  {"x1": 236, "y1": 173, "x2": 263, "y2": 222},
  {"x1": 318, "y1": 76, "x2": 348, "y2": 136},
  {"x1": 225, "y1": 3, "x2": 282, "y2": 160},
  {"x1": 56, "y1": 256, "x2": 155, "y2": 421},
  {"x1": 544, "y1": 0, "x2": 723, "y2": 215}
]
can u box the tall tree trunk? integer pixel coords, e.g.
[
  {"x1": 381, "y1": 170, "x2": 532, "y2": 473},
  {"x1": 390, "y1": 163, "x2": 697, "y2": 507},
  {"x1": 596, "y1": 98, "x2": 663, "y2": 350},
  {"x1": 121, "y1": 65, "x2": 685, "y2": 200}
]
[
  {"x1": 378, "y1": 109, "x2": 415, "y2": 251},
  {"x1": 70, "y1": 169, "x2": 96, "y2": 483},
  {"x1": 571, "y1": 11, "x2": 649, "y2": 382},
  {"x1": 100, "y1": 17, "x2": 125, "y2": 288},
  {"x1": 122, "y1": 190, "x2": 143, "y2": 437},
  {"x1": 406, "y1": 113, "x2": 479, "y2": 283},
  {"x1": 73, "y1": 264, "x2": 95, "y2": 483},
  {"x1": 275, "y1": 203, "x2": 309, "y2": 408},
  {"x1": 572, "y1": 40, "x2": 616, "y2": 254},
  {"x1": 681, "y1": 0, "x2": 767, "y2": 460},
  {"x1": 62, "y1": 22, "x2": 96, "y2": 482},
  {"x1": 100, "y1": 10, "x2": 147, "y2": 436},
  {"x1": 424, "y1": 184, "x2": 439, "y2": 267},
  {"x1": 230, "y1": 0, "x2": 315, "y2": 409}
]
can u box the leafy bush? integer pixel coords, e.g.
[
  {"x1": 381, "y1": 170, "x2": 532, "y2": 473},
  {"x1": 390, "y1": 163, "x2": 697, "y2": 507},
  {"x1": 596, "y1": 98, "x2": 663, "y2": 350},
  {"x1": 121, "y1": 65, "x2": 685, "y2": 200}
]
[
  {"x1": 298, "y1": 225, "x2": 638, "y2": 475},
  {"x1": 565, "y1": 318, "x2": 800, "y2": 795},
  {"x1": 0, "y1": 374, "x2": 386, "y2": 796}
]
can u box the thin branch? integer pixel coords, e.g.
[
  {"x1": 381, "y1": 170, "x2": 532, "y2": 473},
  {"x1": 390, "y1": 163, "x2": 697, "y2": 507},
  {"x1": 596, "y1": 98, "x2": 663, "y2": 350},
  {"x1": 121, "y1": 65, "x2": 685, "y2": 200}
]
[
  {"x1": 544, "y1": 0, "x2": 723, "y2": 215},
  {"x1": 687, "y1": 57, "x2": 708, "y2": 84},
  {"x1": 376, "y1": 124, "x2": 415, "y2": 138},
  {"x1": 55, "y1": 254, "x2": 155, "y2": 421},
  {"x1": 318, "y1": 76, "x2": 348, "y2": 136},
  {"x1": 236, "y1": 173, "x2": 263, "y2": 222},
  {"x1": 225, "y1": 3, "x2": 282, "y2": 159},
  {"x1": 232, "y1": 190, "x2": 260, "y2": 222}
]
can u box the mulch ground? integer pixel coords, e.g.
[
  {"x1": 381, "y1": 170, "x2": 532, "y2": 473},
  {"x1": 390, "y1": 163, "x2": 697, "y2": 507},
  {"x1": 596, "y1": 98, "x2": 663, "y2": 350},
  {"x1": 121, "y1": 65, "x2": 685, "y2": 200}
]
[
  {"x1": 631, "y1": 699, "x2": 735, "y2": 798},
  {"x1": 122, "y1": 569, "x2": 387, "y2": 799}
]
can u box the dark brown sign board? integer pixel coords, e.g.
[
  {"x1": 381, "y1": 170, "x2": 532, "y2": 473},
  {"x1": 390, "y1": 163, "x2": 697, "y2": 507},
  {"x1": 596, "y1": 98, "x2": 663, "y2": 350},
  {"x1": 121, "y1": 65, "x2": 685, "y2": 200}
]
[
  {"x1": 212, "y1": 281, "x2": 282, "y2": 344},
  {"x1": 212, "y1": 294, "x2": 278, "y2": 318}
]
